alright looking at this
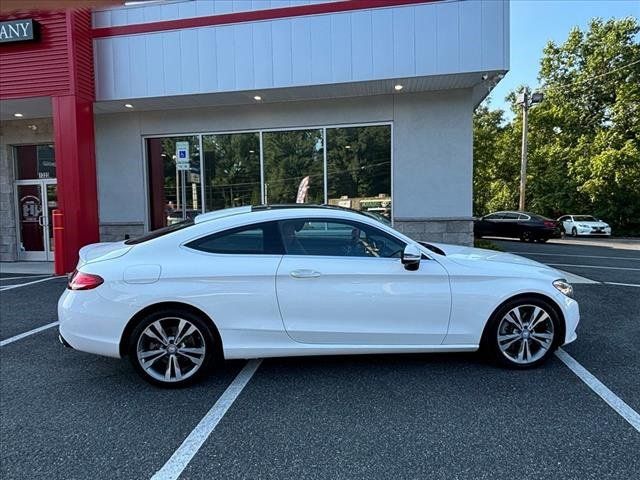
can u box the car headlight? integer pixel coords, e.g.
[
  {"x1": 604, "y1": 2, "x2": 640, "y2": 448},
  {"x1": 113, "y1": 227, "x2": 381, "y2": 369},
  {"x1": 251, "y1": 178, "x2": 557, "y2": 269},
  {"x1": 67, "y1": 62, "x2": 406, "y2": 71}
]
[{"x1": 553, "y1": 279, "x2": 574, "y2": 298}]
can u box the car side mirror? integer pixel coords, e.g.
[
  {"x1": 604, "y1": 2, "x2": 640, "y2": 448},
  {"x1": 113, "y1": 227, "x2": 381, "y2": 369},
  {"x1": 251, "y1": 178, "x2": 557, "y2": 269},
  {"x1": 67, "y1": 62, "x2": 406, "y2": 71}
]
[{"x1": 401, "y1": 244, "x2": 421, "y2": 271}]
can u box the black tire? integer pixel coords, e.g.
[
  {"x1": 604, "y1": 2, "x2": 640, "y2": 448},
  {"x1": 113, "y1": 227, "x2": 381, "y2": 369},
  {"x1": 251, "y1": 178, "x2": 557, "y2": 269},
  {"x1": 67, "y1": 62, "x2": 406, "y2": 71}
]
[
  {"x1": 571, "y1": 227, "x2": 577, "y2": 237},
  {"x1": 128, "y1": 308, "x2": 217, "y2": 388},
  {"x1": 538, "y1": 237, "x2": 549, "y2": 243},
  {"x1": 482, "y1": 296, "x2": 561, "y2": 369},
  {"x1": 520, "y1": 231, "x2": 533, "y2": 242}
]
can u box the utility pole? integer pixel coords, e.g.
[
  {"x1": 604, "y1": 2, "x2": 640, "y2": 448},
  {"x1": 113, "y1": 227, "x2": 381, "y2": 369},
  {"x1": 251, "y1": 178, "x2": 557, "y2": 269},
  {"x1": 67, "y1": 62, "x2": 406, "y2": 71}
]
[{"x1": 516, "y1": 88, "x2": 544, "y2": 211}]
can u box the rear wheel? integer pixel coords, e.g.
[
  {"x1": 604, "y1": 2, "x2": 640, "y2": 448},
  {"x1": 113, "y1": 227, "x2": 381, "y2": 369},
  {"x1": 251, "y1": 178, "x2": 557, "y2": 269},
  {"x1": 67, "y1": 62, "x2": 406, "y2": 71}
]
[
  {"x1": 520, "y1": 231, "x2": 533, "y2": 242},
  {"x1": 483, "y1": 297, "x2": 560, "y2": 368},
  {"x1": 128, "y1": 309, "x2": 216, "y2": 387}
]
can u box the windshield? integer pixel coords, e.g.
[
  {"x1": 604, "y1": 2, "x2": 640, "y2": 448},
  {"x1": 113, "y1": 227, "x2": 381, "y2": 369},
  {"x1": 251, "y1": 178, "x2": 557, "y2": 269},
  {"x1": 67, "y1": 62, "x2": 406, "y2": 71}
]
[
  {"x1": 124, "y1": 219, "x2": 195, "y2": 245},
  {"x1": 573, "y1": 215, "x2": 597, "y2": 222}
]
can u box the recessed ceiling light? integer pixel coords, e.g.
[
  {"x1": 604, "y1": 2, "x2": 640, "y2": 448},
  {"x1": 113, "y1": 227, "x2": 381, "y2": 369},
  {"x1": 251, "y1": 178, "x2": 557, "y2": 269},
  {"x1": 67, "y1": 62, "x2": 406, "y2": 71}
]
[
  {"x1": 124, "y1": 103, "x2": 134, "y2": 108},
  {"x1": 14, "y1": 113, "x2": 23, "y2": 118},
  {"x1": 253, "y1": 95, "x2": 262, "y2": 101},
  {"x1": 394, "y1": 84, "x2": 403, "y2": 91}
]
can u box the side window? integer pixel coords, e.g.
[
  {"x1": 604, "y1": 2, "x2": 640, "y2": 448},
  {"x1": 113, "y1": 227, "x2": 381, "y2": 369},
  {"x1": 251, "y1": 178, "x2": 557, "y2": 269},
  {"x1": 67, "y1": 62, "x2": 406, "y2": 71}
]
[
  {"x1": 502, "y1": 212, "x2": 519, "y2": 220},
  {"x1": 186, "y1": 221, "x2": 282, "y2": 254},
  {"x1": 280, "y1": 219, "x2": 406, "y2": 258},
  {"x1": 518, "y1": 214, "x2": 530, "y2": 220},
  {"x1": 485, "y1": 213, "x2": 503, "y2": 220}
]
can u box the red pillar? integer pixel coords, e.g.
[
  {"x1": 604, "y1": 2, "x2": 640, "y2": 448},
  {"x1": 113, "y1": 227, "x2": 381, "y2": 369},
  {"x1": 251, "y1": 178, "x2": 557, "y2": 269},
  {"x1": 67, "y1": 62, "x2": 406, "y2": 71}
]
[{"x1": 52, "y1": 94, "x2": 99, "y2": 273}]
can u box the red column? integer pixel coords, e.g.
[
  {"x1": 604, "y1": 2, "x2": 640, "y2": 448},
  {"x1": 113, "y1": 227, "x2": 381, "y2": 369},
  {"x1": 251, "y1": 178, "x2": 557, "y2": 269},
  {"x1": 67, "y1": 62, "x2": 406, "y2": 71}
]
[{"x1": 52, "y1": 94, "x2": 99, "y2": 273}]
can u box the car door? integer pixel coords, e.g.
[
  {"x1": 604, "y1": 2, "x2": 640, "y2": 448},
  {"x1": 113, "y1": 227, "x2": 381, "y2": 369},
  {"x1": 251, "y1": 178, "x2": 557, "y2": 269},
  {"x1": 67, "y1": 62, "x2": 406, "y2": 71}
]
[
  {"x1": 477, "y1": 213, "x2": 503, "y2": 236},
  {"x1": 179, "y1": 221, "x2": 285, "y2": 340},
  {"x1": 275, "y1": 218, "x2": 451, "y2": 345},
  {"x1": 500, "y1": 212, "x2": 520, "y2": 238}
]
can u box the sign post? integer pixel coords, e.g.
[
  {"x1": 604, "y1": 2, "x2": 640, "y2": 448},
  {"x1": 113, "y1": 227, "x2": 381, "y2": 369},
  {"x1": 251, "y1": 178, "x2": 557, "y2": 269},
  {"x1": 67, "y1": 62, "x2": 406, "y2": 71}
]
[{"x1": 175, "y1": 142, "x2": 190, "y2": 220}]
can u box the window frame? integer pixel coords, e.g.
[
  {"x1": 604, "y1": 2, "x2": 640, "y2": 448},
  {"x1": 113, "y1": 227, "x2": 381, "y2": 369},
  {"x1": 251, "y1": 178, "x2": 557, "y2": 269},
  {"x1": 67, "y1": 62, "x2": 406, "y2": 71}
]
[
  {"x1": 277, "y1": 217, "x2": 407, "y2": 259},
  {"x1": 184, "y1": 220, "x2": 284, "y2": 256}
]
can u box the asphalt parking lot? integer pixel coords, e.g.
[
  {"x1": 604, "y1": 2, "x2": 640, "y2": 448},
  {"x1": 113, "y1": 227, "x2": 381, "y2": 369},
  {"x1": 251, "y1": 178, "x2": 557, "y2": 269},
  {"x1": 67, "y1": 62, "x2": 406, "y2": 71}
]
[{"x1": 1, "y1": 238, "x2": 639, "y2": 480}]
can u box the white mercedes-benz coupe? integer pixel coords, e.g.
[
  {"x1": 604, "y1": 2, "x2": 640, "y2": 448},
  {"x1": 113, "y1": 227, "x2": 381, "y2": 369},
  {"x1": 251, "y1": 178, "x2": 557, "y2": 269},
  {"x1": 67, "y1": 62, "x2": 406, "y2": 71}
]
[{"x1": 58, "y1": 205, "x2": 579, "y2": 387}]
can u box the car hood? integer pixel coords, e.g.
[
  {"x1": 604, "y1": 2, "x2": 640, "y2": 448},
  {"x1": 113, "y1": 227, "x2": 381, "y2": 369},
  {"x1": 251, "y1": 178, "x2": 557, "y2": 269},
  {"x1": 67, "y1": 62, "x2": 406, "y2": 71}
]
[
  {"x1": 78, "y1": 241, "x2": 132, "y2": 266},
  {"x1": 426, "y1": 242, "x2": 564, "y2": 278}
]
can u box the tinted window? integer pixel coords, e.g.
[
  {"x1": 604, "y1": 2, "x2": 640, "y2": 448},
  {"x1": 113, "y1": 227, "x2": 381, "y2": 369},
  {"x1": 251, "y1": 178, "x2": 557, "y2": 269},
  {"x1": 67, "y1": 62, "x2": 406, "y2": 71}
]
[
  {"x1": 574, "y1": 215, "x2": 597, "y2": 222},
  {"x1": 125, "y1": 219, "x2": 194, "y2": 245},
  {"x1": 280, "y1": 219, "x2": 405, "y2": 258},
  {"x1": 518, "y1": 214, "x2": 530, "y2": 220},
  {"x1": 484, "y1": 213, "x2": 504, "y2": 220},
  {"x1": 502, "y1": 212, "x2": 519, "y2": 220},
  {"x1": 186, "y1": 221, "x2": 283, "y2": 254}
]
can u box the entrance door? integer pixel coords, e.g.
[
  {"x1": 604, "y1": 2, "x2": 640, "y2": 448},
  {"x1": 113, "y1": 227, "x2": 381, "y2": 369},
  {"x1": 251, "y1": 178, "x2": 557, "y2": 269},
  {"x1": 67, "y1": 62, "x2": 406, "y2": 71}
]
[{"x1": 15, "y1": 180, "x2": 57, "y2": 261}]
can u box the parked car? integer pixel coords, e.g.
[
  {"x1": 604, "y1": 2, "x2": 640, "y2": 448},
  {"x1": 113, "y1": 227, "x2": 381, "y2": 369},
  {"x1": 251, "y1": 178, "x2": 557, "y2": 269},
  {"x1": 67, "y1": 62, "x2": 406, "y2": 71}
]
[
  {"x1": 59, "y1": 205, "x2": 579, "y2": 387},
  {"x1": 557, "y1": 215, "x2": 612, "y2": 237},
  {"x1": 474, "y1": 211, "x2": 560, "y2": 242}
]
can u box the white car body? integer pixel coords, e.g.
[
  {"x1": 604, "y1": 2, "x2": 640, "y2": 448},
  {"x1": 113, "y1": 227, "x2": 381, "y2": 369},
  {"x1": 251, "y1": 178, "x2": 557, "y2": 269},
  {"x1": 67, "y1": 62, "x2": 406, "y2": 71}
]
[
  {"x1": 59, "y1": 206, "x2": 579, "y2": 363},
  {"x1": 559, "y1": 215, "x2": 612, "y2": 236}
]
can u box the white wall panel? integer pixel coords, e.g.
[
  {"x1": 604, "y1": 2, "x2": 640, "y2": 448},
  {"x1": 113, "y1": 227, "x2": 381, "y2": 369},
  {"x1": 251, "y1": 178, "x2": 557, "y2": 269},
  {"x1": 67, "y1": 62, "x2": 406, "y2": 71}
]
[
  {"x1": 94, "y1": 1, "x2": 509, "y2": 101},
  {"x1": 351, "y1": 10, "x2": 373, "y2": 81}
]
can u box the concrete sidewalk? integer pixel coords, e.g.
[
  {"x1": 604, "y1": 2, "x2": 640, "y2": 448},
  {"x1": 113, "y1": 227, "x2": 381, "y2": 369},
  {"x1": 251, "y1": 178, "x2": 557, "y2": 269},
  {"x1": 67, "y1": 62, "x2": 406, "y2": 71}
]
[{"x1": 0, "y1": 262, "x2": 54, "y2": 275}]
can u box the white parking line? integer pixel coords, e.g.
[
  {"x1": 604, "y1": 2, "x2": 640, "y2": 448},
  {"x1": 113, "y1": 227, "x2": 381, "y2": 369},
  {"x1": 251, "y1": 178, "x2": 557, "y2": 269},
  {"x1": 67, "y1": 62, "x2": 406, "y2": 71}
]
[
  {"x1": 0, "y1": 276, "x2": 60, "y2": 291},
  {"x1": 547, "y1": 263, "x2": 640, "y2": 272},
  {"x1": 151, "y1": 359, "x2": 263, "y2": 480},
  {"x1": 0, "y1": 274, "x2": 52, "y2": 282},
  {"x1": 556, "y1": 349, "x2": 640, "y2": 432},
  {"x1": 604, "y1": 282, "x2": 640, "y2": 288},
  {"x1": 0, "y1": 321, "x2": 60, "y2": 347},
  {"x1": 509, "y1": 252, "x2": 640, "y2": 261}
]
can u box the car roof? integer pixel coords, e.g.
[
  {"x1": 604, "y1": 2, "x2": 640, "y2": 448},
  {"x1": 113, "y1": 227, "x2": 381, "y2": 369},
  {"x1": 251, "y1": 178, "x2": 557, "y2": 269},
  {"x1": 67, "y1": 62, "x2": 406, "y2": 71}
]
[{"x1": 195, "y1": 204, "x2": 374, "y2": 224}]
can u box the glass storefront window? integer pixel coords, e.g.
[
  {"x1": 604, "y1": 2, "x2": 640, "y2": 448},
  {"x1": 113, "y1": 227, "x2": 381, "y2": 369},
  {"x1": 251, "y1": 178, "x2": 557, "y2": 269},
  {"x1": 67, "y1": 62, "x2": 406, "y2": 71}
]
[
  {"x1": 202, "y1": 133, "x2": 261, "y2": 211},
  {"x1": 147, "y1": 136, "x2": 201, "y2": 230},
  {"x1": 263, "y1": 129, "x2": 324, "y2": 204},
  {"x1": 145, "y1": 124, "x2": 392, "y2": 230},
  {"x1": 326, "y1": 125, "x2": 391, "y2": 218},
  {"x1": 16, "y1": 144, "x2": 56, "y2": 179}
]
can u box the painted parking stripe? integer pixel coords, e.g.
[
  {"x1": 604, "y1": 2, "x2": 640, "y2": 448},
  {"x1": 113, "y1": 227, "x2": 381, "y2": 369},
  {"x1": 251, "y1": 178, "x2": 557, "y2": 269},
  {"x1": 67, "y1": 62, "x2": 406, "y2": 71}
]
[
  {"x1": 0, "y1": 274, "x2": 52, "y2": 282},
  {"x1": 151, "y1": 359, "x2": 263, "y2": 480},
  {"x1": 0, "y1": 276, "x2": 60, "y2": 291},
  {"x1": 508, "y1": 252, "x2": 640, "y2": 261},
  {"x1": 547, "y1": 263, "x2": 640, "y2": 272},
  {"x1": 556, "y1": 348, "x2": 640, "y2": 432},
  {"x1": 604, "y1": 282, "x2": 640, "y2": 288},
  {"x1": 0, "y1": 321, "x2": 59, "y2": 347}
]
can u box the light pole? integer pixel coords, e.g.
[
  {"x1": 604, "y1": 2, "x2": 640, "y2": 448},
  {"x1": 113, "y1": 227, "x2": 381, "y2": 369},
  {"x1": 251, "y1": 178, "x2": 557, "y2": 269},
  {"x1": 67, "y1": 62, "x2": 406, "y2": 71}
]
[{"x1": 516, "y1": 88, "x2": 544, "y2": 211}]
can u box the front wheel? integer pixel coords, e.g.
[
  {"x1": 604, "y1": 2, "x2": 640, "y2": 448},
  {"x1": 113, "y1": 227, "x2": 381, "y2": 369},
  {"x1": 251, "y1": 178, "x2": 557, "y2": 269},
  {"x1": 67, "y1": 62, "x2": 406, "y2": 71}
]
[
  {"x1": 571, "y1": 227, "x2": 578, "y2": 237},
  {"x1": 483, "y1": 298, "x2": 560, "y2": 368},
  {"x1": 128, "y1": 309, "x2": 216, "y2": 387}
]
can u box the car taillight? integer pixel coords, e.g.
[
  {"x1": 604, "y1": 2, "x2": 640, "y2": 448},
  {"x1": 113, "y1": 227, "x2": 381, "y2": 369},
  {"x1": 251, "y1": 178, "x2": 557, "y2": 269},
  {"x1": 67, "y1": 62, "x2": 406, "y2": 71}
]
[
  {"x1": 544, "y1": 220, "x2": 556, "y2": 228},
  {"x1": 68, "y1": 270, "x2": 104, "y2": 290}
]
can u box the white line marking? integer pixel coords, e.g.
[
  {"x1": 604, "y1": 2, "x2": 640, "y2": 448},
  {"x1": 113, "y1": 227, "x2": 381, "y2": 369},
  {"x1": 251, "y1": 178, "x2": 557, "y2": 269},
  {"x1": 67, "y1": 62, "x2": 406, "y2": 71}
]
[
  {"x1": 510, "y1": 251, "x2": 640, "y2": 261},
  {"x1": 0, "y1": 276, "x2": 60, "y2": 291},
  {"x1": 604, "y1": 282, "x2": 640, "y2": 288},
  {"x1": 151, "y1": 359, "x2": 263, "y2": 480},
  {"x1": 556, "y1": 348, "x2": 640, "y2": 432},
  {"x1": 555, "y1": 269, "x2": 599, "y2": 284},
  {"x1": 547, "y1": 263, "x2": 640, "y2": 272},
  {"x1": 0, "y1": 274, "x2": 51, "y2": 282},
  {"x1": 0, "y1": 321, "x2": 59, "y2": 347}
]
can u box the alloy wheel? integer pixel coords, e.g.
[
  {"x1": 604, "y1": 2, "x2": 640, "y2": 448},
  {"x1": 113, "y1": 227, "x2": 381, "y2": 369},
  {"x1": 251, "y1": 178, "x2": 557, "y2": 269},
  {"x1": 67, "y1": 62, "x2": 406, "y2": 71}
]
[
  {"x1": 497, "y1": 304, "x2": 555, "y2": 365},
  {"x1": 136, "y1": 317, "x2": 206, "y2": 383}
]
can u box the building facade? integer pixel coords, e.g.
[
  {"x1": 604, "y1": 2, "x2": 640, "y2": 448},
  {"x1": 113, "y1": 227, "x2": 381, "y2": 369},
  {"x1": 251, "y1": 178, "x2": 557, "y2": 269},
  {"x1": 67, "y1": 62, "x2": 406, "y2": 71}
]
[{"x1": 0, "y1": 0, "x2": 509, "y2": 273}]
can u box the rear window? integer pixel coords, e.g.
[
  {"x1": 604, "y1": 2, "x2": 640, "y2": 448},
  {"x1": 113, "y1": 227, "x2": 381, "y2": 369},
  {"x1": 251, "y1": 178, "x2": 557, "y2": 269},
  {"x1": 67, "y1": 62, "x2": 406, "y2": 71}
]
[
  {"x1": 124, "y1": 219, "x2": 194, "y2": 245},
  {"x1": 185, "y1": 221, "x2": 283, "y2": 255}
]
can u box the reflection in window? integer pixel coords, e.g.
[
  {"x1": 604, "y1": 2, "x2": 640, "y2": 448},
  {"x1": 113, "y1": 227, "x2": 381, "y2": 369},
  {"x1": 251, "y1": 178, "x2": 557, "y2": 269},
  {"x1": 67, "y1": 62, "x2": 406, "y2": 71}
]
[
  {"x1": 263, "y1": 129, "x2": 324, "y2": 204},
  {"x1": 203, "y1": 133, "x2": 260, "y2": 211},
  {"x1": 326, "y1": 125, "x2": 391, "y2": 218},
  {"x1": 147, "y1": 136, "x2": 201, "y2": 230},
  {"x1": 16, "y1": 144, "x2": 56, "y2": 180}
]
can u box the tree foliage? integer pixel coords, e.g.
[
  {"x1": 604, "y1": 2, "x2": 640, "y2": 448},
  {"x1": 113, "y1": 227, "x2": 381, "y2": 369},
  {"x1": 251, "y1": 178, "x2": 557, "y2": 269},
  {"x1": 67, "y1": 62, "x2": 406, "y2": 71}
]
[{"x1": 474, "y1": 17, "x2": 640, "y2": 233}]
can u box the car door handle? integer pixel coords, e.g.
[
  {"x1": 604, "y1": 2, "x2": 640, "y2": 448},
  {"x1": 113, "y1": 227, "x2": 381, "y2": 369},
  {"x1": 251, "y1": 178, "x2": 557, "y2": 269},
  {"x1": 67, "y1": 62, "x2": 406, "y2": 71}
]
[{"x1": 290, "y1": 269, "x2": 321, "y2": 279}]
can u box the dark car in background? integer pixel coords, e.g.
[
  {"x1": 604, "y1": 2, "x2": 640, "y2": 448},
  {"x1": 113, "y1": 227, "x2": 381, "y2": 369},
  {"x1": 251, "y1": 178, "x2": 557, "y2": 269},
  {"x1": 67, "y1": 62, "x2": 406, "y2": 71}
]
[{"x1": 474, "y1": 211, "x2": 560, "y2": 242}]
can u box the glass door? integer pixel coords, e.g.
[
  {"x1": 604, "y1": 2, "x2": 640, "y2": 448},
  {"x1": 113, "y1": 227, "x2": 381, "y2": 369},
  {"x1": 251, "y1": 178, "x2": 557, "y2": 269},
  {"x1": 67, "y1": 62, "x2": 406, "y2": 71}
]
[{"x1": 15, "y1": 180, "x2": 57, "y2": 261}]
